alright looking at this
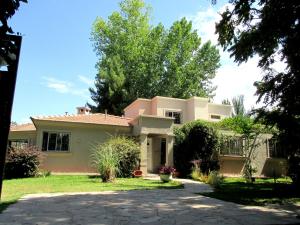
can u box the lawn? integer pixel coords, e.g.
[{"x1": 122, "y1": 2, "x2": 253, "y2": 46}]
[
  {"x1": 0, "y1": 175, "x2": 183, "y2": 212},
  {"x1": 201, "y1": 177, "x2": 300, "y2": 206}
]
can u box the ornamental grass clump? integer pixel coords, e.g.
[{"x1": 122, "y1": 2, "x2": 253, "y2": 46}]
[
  {"x1": 91, "y1": 136, "x2": 140, "y2": 182},
  {"x1": 207, "y1": 171, "x2": 224, "y2": 189},
  {"x1": 91, "y1": 144, "x2": 121, "y2": 182}
]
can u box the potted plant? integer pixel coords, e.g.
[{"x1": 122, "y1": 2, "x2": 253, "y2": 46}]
[{"x1": 159, "y1": 166, "x2": 175, "y2": 182}]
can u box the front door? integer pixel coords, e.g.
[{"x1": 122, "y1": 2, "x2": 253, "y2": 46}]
[{"x1": 147, "y1": 138, "x2": 153, "y2": 172}]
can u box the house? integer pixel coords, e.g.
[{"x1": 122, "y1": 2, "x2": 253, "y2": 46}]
[{"x1": 8, "y1": 96, "x2": 286, "y2": 176}]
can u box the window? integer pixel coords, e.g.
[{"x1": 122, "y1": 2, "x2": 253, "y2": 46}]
[
  {"x1": 165, "y1": 111, "x2": 181, "y2": 124},
  {"x1": 42, "y1": 132, "x2": 70, "y2": 151},
  {"x1": 268, "y1": 138, "x2": 285, "y2": 158},
  {"x1": 8, "y1": 139, "x2": 28, "y2": 149},
  {"x1": 220, "y1": 136, "x2": 244, "y2": 156},
  {"x1": 211, "y1": 114, "x2": 221, "y2": 120}
]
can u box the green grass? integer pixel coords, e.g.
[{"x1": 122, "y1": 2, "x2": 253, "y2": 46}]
[
  {"x1": 201, "y1": 177, "x2": 300, "y2": 206},
  {"x1": 0, "y1": 175, "x2": 183, "y2": 212}
]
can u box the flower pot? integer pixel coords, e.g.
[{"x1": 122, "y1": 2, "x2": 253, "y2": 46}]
[{"x1": 160, "y1": 174, "x2": 172, "y2": 182}]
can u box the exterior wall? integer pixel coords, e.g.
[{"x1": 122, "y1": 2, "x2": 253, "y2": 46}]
[
  {"x1": 124, "y1": 99, "x2": 151, "y2": 118},
  {"x1": 155, "y1": 97, "x2": 187, "y2": 122},
  {"x1": 124, "y1": 96, "x2": 232, "y2": 123},
  {"x1": 35, "y1": 121, "x2": 131, "y2": 173},
  {"x1": 219, "y1": 156, "x2": 246, "y2": 176},
  {"x1": 207, "y1": 103, "x2": 232, "y2": 121},
  {"x1": 219, "y1": 134, "x2": 288, "y2": 177},
  {"x1": 8, "y1": 131, "x2": 36, "y2": 146},
  {"x1": 191, "y1": 97, "x2": 209, "y2": 121}
]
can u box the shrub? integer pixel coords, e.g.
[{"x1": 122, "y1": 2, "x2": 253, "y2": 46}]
[
  {"x1": 174, "y1": 120, "x2": 220, "y2": 177},
  {"x1": 5, "y1": 146, "x2": 43, "y2": 179},
  {"x1": 91, "y1": 136, "x2": 140, "y2": 181},
  {"x1": 207, "y1": 171, "x2": 224, "y2": 188}
]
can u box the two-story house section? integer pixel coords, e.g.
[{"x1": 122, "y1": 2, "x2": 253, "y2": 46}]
[{"x1": 124, "y1": 96, "x2": 232, "y2": 124}]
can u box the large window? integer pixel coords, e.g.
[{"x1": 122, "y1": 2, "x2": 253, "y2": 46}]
[
  {"x1": 8, "y1": 139, "x2": 28, "y2": 149},
  {"x1": 268, "y1": 138, "x2": 286, "y2": 158},
  {"x1": 220, "y1": 136, "x2": 244, "y2": 156},
  {"x1": 42, "y1": 132, "x2": 70, "y2": 151},
  {"x1": 165, "y1": 111, "x2": 181, "y2": 124}
]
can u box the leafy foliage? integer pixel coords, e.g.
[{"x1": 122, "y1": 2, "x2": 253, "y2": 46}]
[
  {"x1": 4, "y1": 146, "x2": 43, "y2": 179},
  {"x1": 0, "y1": 0, "x2": 27, "y2": 67},
  {"x1": 174, "y1": 120, "x2": 219, "y2": 177},
  {"x1": 91, "y1": 136, "x2": 140, "y2": 182},
  {"x1": 89, "y1": 0, "x2": 220, "y2": 115},
  {"x1": 216, "y1": 0, "x2": 300, "y2": 187}
]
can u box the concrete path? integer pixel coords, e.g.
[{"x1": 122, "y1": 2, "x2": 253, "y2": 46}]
[{"x1": 0, "y1": 179, "x2": 299, "y2": 225}]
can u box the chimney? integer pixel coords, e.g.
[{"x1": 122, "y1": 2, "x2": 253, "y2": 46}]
[{"x1": 76, "y1": 106, "x2": 91, "y2": 115}]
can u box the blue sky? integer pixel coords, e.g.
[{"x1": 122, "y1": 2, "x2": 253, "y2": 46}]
[{"x1": 9, "y1": 0, "x2": 266, "y2": 123}]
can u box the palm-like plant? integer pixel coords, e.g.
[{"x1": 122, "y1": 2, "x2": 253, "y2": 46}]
[
  {"x1": 91, "y1": 144, "x2": 121, "y2": 182},
  {"x1": 232, "y1": 95, "x2": 245, "y2": 117}
]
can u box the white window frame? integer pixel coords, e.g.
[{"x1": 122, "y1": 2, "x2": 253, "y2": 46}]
[{"x1": 164, "y1": 109, "x2": 182, "y2": 124}]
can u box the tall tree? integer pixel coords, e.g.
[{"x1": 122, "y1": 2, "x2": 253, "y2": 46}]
[
  {"x1": 89, "y1": 0, "x2": 220, "y2": 115},
  {"x1": 232, "y1": 95, "x2": 245, "y2": 117},
  {"x1": 216, "y1": 0, "x2": 300, "y2": 186},
  {"x1": 221, "y1": 98, "x2": 231, "y2": 105}
]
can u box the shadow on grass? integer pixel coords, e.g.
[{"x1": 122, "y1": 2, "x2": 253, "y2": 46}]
[{"x1": 200, "y1": 180, "x2": 300, "y2": 206}]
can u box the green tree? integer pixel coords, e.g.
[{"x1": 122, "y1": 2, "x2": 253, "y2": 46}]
[
  {"x1": 221, "y1": 99, "x2": 231, "y2": 105},
  {"x1": 89, "y1": 0, "x2": 220, "y2": 115},
  {"x1": 232, "y1": 95, "x2": 245, "y2": 117},
  {"x1": 216, "y1": 1, "x2": 300, "y2": 186}
]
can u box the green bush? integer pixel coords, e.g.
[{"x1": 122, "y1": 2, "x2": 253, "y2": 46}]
[
  {"x1": 91, "y1": 136, "x2": 140, "y2": 182},
  {"x1": 207, "y1": 171, "x2": 224, "y2": 188},
  {"x1": 5, "y1": 146, "x2": 43, "y2": 179},
  {"x1": 174, "y1": 120, "x2": 220, "y2": 177}
]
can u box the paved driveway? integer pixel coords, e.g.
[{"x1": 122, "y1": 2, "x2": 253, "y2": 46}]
[{"x1": 0, "y1": 179, "x2": 299, "y2": 225}]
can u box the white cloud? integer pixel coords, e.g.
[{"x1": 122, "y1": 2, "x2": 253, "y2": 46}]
[
  {"x1": 42, "y1": 76, "x2": 89, "y2": 98},
  {"x1": 78, "y1": 75, "x2": 94, "y2": 86},
  {"x1": 185, "y1": 4, "x2": 267, "y2": 111},
  {"x1": 212, "y1": 57, "x2": 265, "y2": 110}
]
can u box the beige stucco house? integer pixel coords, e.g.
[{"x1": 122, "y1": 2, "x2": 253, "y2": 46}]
[{"x1": 9, "y1": 96, "x2": 286, "y2": 176}]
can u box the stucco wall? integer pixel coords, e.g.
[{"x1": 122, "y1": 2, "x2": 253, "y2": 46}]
[
  {"x1": 124, "y1": 96, "x2": 233, "y2": 124},
  {"x1": 8, "y1": 131, "x2": 36, "y2": 146},
  {"x1": 155, "y1": 97, "x2": 188, "y2": 122},
  {"x1": 207, "y1": 103, "x2": 232, "y2": 121},
  {"x1": 124, "y1": 99, "x2": 151, "y2": 118},
  {"x1": 219, "y1": 134, "x2": 288, "y2": 177},
  {"x1": 35, "y1": 121, "x2": 131, "y2": 173}
]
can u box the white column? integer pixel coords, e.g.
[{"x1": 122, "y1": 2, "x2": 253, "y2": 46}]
[
  {"x1": 139, "y1": 134, "x2": 148, "y2": 175},
  {"x1": 166, "y1": 135, "x2": 174, "y2": 167}
]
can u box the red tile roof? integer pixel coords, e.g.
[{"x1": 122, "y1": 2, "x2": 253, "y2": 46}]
[
  {"x1": 10, "y1": 123, "x2": 36, "y2": 132},
  {"x1": 31, "y1": 113, "x2": 132, "y2": 127}
]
